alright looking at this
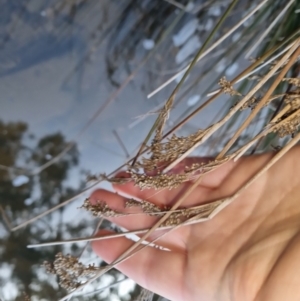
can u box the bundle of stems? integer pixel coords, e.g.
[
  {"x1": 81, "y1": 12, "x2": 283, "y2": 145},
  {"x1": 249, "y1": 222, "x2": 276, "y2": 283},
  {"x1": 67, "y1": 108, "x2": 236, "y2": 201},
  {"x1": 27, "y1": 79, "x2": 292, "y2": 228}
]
[{"x1": 4, "y1": 0, "x2": 300, "y2": 300}]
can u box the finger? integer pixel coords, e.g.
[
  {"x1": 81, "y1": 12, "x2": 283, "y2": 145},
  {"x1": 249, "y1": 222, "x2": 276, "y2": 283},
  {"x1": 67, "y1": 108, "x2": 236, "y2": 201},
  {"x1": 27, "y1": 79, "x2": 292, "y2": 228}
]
[
  {"x1": 112, "y1": 159, "x2": 209, "y2": 207},
  {"x1": 92, "y1": 230, "x2": 184, "y2": 300},
  {"x1": 105, "y1": 173, "x2": 221, "y2": 250},
  {"x1": 113, "y1": 170, "x2": 170, "y2": 201},
  {"x1": 89, "y1": 189, "x2": 158, "y2": 229},
  {"x1": 112, "y1": 171, "x2": 192, "y2": 207},
  {"x1": 112, "y1": 157, "x2": 237, "y2": 205},
  {"x1": 89, "y1": 189, "x2": 189, "y2": 250}
]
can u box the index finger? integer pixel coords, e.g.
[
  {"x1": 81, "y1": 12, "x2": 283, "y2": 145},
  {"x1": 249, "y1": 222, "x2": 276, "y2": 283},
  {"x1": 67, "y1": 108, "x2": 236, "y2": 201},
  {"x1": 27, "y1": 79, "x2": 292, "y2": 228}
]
[{"x1": 112, "y1": 157, "x2": 237, "y2": 206}]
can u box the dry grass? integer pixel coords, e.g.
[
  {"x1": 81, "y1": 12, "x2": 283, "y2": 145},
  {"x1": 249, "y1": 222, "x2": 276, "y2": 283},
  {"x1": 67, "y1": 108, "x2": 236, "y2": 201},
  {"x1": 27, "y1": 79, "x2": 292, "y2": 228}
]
[
  {"x1": 43, "y1": 253, "x2": 100, "y2": 291},
  {"x1": 3, "y1": 0, "x2": 300, "y2": 300}
]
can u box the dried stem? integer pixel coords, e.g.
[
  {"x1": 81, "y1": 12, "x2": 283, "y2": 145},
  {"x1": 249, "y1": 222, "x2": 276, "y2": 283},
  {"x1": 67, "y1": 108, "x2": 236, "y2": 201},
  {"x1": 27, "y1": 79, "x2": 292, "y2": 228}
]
[{"x1": 113, "y1": 129, "x2": 130, "y2": 158}]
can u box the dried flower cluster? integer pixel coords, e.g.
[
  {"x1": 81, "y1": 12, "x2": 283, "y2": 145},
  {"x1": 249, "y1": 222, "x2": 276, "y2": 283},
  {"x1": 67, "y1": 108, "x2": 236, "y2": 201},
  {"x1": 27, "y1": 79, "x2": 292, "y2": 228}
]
[
  {"x1": 82, "y1": 198, "x2": 165, "y2": 218},
  {"x1": 81, "y1": 195, "x2": 222, "y2": 228},
  {"x1": 283, "y1": 77, "x2": 300, "y2": 87},
  {"x1": 139, "y1": 130, "x2": 204, "y2": 171},
  {"x1": 273, "y1": 110, "x2": 300, "y2": 137},
  {"x1": 270, "y1": 86, "x2": 300, "y2": 137},
  {"x1": 240, "y1": 96, "x2": 260, "y2": 110},
  {"x1": 184, "y1": 156, "x2": 231, "y2": 174},
  {"x1": 130, "y1": 94, "x2": 208, "y2": 191},
  {"x1": 125, "y1": 198, "x2": 194, "y2": 226},
  {"x1": 128, "y1": 170, "x2": 188, "y2": 190},
  {"x1": 284, "y1": 93, "x2": 300, "y2": 113},
  {"x1": 80, "y1": 199, "x2": 122, "y2": 218},
  {"x1": 140, "y1": 129, "x2": 204, "y2": 171},
  {"x1": 125, "y1": 198, "x2": 164, "y2": 215},
  {"x1": 219, "y1": 76, "x2": 241, "y2": 96},
  {"x1": 128, "y1": 138, "x2": 232, "y2": 191},
  {"x1": 43, "y1": 253, "x2": 99, "y2": 291},
  {"x1": 85, "y1": 172, "x2": 104, "y2": 182},
  {"x1": 159, "y1": 199, "x2": 223, "y2": 227},
  {"x1": 240, "y1": 94, "x2": 283, "y2": 111}
]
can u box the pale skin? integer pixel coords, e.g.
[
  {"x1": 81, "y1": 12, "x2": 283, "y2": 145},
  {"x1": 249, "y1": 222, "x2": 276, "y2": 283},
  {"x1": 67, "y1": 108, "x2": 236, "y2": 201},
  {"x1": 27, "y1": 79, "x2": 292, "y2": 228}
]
[{"x1": 90, "y1": 146, "x2": 300, "y2": 301}]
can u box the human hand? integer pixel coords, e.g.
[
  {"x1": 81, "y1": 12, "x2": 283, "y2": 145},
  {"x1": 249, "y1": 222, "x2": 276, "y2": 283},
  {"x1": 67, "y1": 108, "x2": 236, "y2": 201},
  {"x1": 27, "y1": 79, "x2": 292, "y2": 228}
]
[{"x1": 90, "y1": 147, "x2": 300, "y2": 301}]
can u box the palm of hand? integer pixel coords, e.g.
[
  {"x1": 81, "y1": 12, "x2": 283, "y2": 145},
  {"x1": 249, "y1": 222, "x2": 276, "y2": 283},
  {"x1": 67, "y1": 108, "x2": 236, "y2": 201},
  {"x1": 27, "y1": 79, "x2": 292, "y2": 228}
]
[{"x1": 91, "y1": 148, "x2": 300, "y2": 301}]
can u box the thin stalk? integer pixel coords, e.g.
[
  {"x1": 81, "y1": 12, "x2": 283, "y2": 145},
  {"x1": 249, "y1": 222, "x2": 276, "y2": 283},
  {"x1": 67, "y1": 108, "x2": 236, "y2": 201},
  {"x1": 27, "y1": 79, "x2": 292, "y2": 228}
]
[
  {"x1": 163, "y1": 0, "x2": 189, "y2": 10},
  {"x1": 113, "y1": 129, "x2": 130, "y2": 158},
  {"x1": 78, "y1": 218, "x2": 104, "y2": 258},
  {"x1": 0, "y1": 164, "x2": 30, "y2": 175},
  {"x1": 78, "y1": 278, "x2": 127, "y2": 297}
]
